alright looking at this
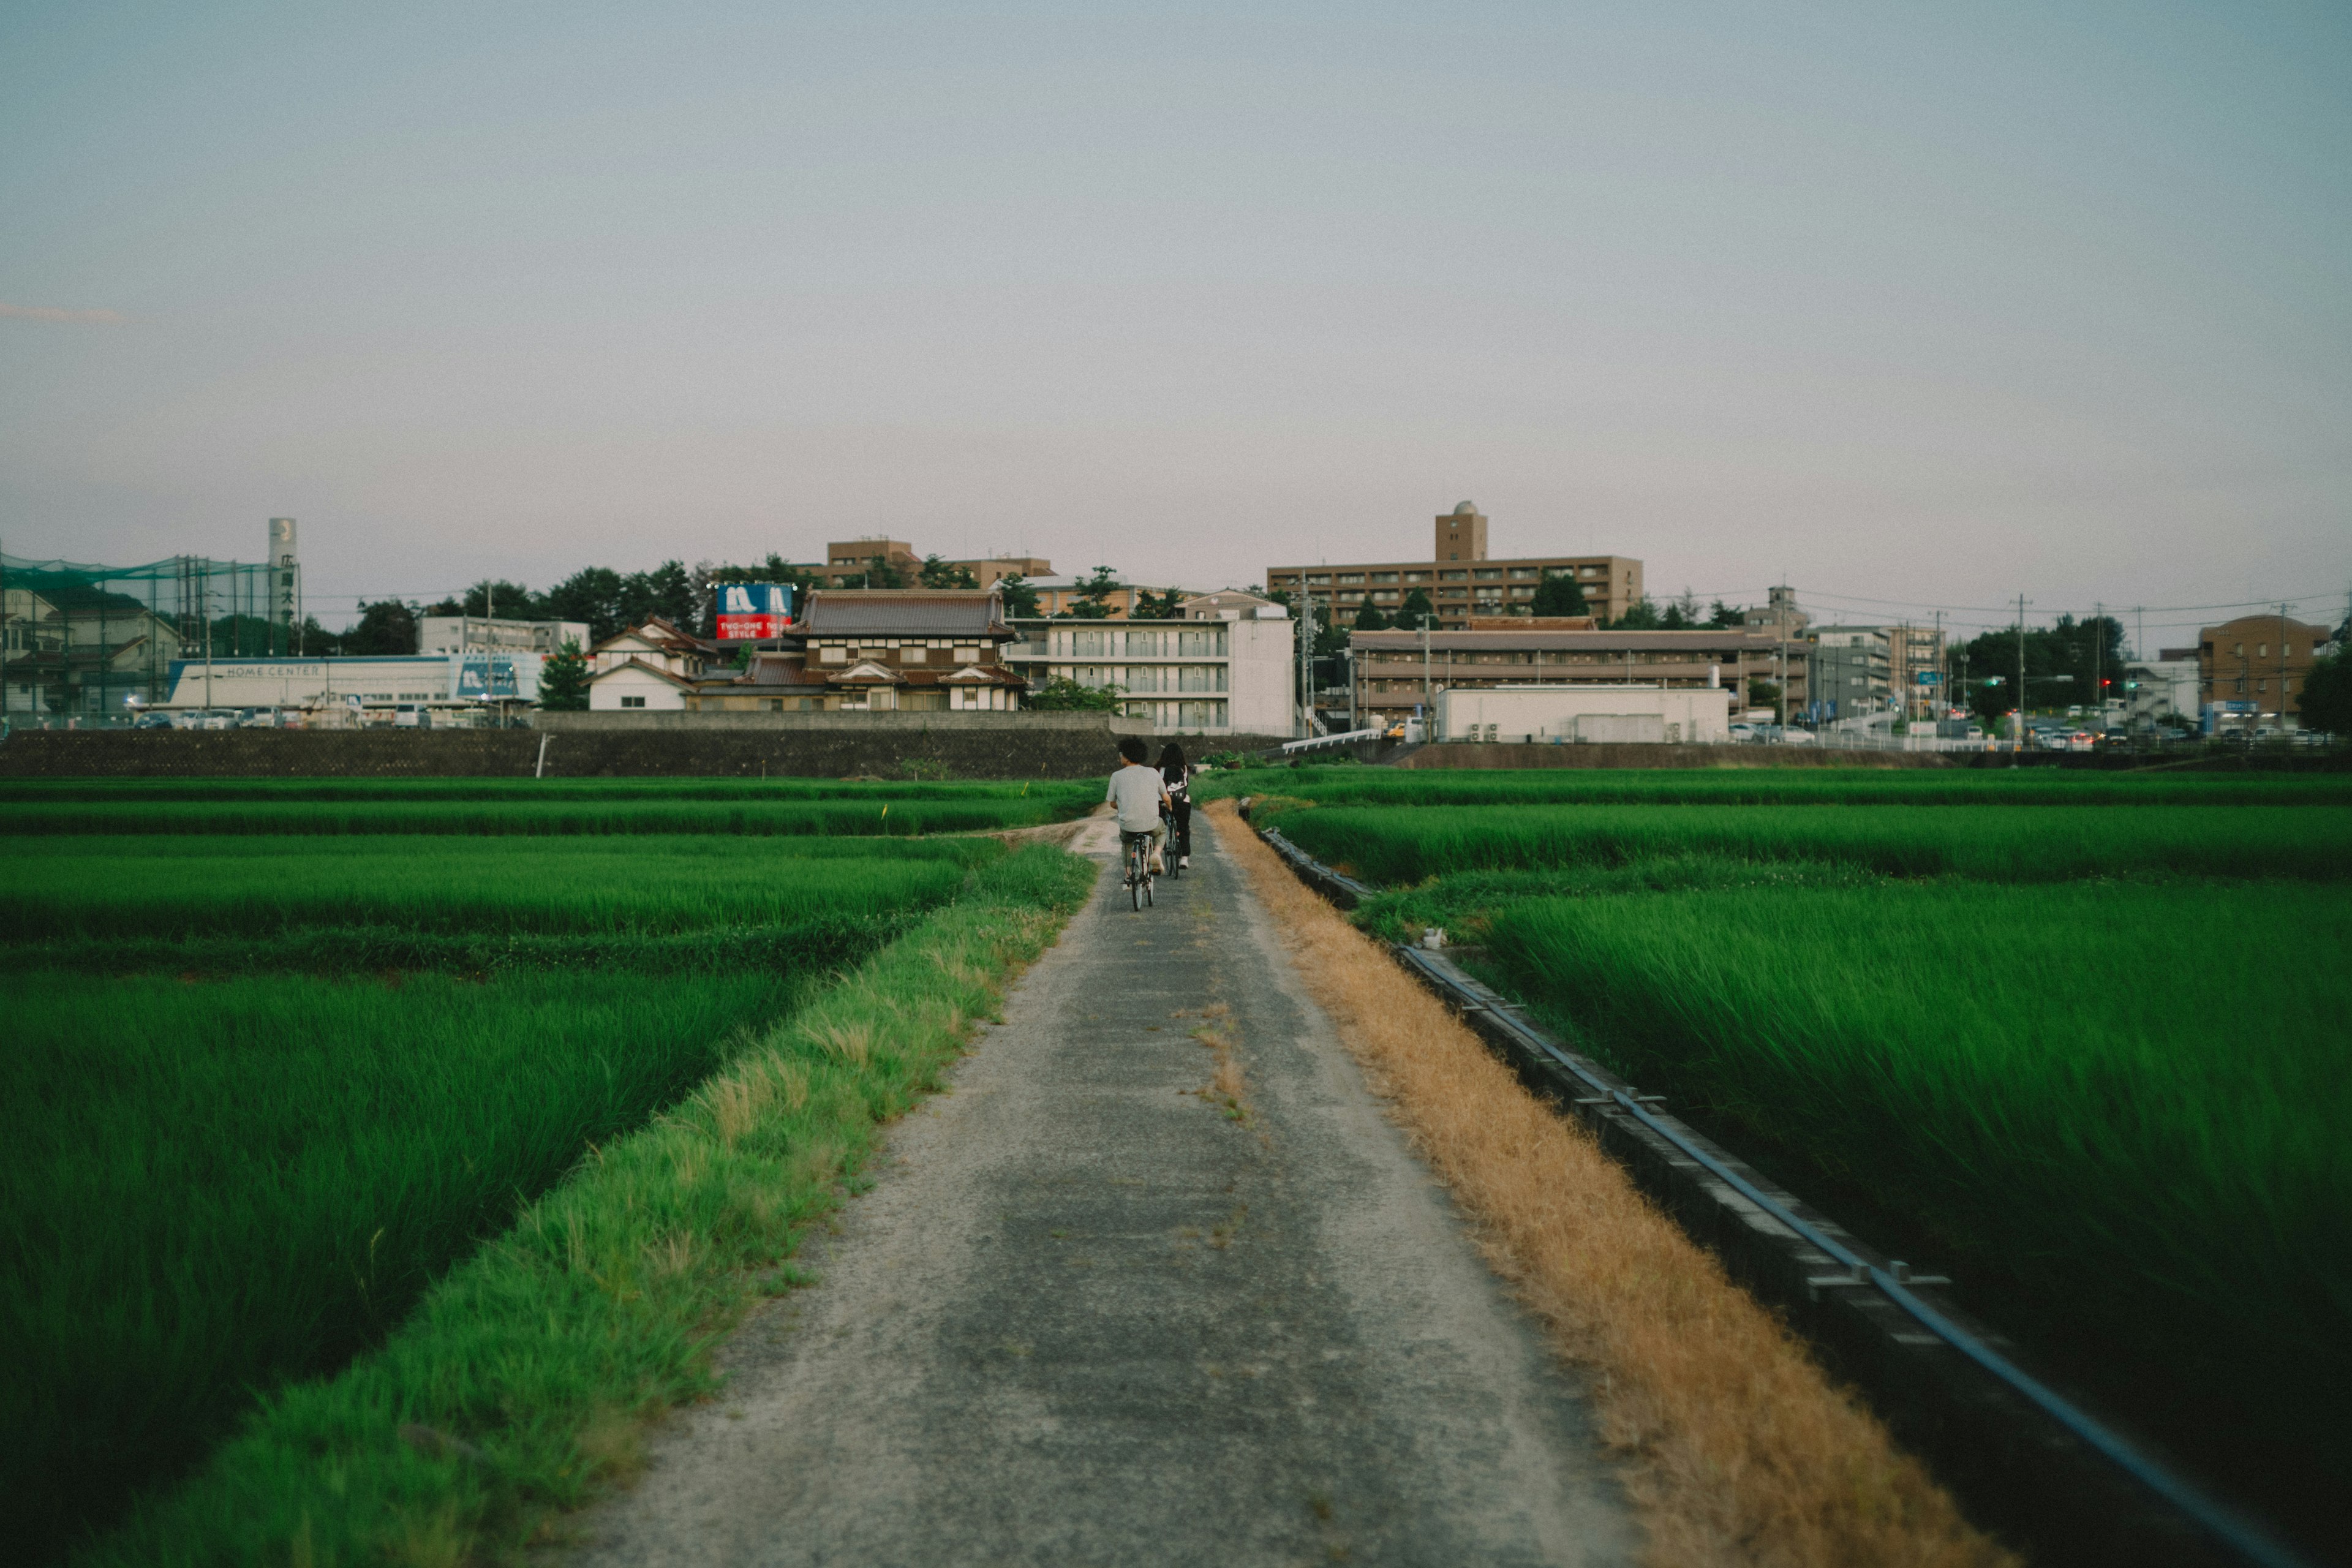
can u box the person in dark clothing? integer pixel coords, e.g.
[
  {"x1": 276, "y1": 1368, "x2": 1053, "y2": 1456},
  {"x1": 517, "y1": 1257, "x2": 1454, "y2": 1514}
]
[{"x1": 1157, "y1": 742, "x2": 1194, "y2": 869}]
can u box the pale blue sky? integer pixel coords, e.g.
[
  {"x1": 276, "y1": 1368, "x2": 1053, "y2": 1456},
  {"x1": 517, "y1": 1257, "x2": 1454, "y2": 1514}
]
[{"x1": 4, "y1": 1, "x2": 2347, "y2": 640}]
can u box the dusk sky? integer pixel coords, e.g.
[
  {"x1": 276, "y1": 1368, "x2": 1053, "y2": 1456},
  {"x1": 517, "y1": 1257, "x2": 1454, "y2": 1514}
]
[{"x1": 4, "y1": 1, "x2": 2347, "y2": 644}]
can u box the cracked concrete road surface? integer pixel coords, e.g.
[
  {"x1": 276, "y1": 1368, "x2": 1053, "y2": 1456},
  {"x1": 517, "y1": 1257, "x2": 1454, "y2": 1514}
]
[{"x1": 569, "y1": 810, "x2": 1634, "y2": 1567}]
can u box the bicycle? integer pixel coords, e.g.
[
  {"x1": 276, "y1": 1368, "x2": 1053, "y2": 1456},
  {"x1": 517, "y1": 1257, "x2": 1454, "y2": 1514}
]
[
  {"x1": 1160, "y1": 805, "x2": 1184, "y2": 878},
  {"x1": 1121, "y1": 828, "x2": 1156, "y2": 910}
]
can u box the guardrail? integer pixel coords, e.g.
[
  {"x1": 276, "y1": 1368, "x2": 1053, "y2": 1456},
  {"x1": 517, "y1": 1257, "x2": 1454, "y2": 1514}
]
[{"x1": 1249, "y1": 816, "x2": 2310, "y2": 1568}]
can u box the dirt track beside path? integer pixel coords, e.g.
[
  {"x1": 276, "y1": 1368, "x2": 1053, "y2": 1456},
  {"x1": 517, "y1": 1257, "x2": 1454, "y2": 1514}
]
[{"x1": 567, "y1": 812, "x2": 1633, "y2": 1567}]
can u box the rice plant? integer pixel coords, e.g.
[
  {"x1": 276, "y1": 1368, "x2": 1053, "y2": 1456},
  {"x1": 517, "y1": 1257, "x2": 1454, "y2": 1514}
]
[
  {"x1": 1481, "y1": 881, "x2": 2352, "y2": 1550},
  {"x1": 1273, "y1": 802, "x2": 2352, "y2": 883}
]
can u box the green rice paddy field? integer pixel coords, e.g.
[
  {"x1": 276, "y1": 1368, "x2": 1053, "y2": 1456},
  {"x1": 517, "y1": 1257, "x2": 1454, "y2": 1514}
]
[
  {"x1": 1252, "y1": 766, "x2": 2352, "y2": 1556},
  {"x1": 0, "y1": 778, "x2": 1095, "y2": 1564}
]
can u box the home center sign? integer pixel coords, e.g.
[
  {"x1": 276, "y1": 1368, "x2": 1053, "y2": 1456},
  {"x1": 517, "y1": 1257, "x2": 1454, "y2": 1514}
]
[{"x1": 714, "y1": 582, "x2": 794, "y2": 639}]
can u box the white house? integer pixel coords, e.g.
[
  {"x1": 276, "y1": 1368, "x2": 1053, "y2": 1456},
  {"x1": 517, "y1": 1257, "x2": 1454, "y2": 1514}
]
[{"x1": 586, "y1": 617, "x2": 717, "y2": 711}]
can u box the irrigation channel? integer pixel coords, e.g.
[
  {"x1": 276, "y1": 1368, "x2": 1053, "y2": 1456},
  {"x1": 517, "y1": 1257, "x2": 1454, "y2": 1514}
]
[{"x1": 1250, "y1": 813, "x2": 2318, "y2": 1568}]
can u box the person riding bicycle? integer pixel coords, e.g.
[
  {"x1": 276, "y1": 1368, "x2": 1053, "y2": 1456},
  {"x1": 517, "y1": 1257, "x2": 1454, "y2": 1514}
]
[
  {"x1": 1106, "y1": 736, "x2": 1171, "y2": 873},
  {"x1": 1158, "y1": 742, "x2": 1195, "y2": 870}
]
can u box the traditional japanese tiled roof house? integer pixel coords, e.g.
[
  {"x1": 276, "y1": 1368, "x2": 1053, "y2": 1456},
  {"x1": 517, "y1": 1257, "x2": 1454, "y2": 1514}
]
[
  {"x1": 688, "y1": 589, "x2": 1028, "y2": 713},
  {"x1": 799, "y1": 589, "x2": 1027, "y2": 712}
]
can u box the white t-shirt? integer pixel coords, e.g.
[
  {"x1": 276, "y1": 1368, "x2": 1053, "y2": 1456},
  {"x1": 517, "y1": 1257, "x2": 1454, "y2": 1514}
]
[{"x1": 1106, "y1": 763, "x2": 1169, "y2": 832}]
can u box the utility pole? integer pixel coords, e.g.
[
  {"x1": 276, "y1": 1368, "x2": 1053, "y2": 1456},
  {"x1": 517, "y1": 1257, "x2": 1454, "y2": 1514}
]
[
  {"x1": 1422, "y1": 611, "x2": 1432, "y2": 734},
  {"x1": 2015, "y1": 594, "x2": 2027, "y2": 750},
  {"x1": 2267, "y1": 606, "x2": 2286, "y2": 742},
  {"x1": 2094, "y1": 600, "x2": 2103, "y2": 726},
  {"x1": 1296, "y1": 592, "x2": 1314, "y2": 738},
  {"x1": 202, "y1": 561, "x2": 214, "y2": 713}
]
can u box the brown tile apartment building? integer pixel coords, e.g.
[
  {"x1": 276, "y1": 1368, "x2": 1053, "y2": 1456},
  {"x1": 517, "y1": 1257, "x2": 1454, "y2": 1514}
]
[
  {"x1": 2198, "y1": 613, "x2": 2332, "y2": 728},
  {"x1": 1267, "y1": 503, "x2": 1642, "y2": 631}
]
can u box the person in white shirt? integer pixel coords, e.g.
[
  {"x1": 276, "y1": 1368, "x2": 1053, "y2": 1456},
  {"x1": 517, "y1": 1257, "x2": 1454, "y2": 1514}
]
[{"x1": 1106, "y1": 737, "x2": 1172, "y2": 873}]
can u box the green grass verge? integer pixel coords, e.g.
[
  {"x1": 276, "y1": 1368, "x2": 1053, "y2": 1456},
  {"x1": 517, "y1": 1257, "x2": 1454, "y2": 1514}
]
[
  {"x1": 65, "y1": 842, "x2": 1095, "y2": 1567},
  {"x1": 1196, "y1": 764, "x2": 2352, "y2": 807},
  {"x1": 1480, "y1": 880, "x2": 2352, "y2": 1549},
  {"x1": 1268, "y1": 802, "x2": 2352, "y2": 883}
]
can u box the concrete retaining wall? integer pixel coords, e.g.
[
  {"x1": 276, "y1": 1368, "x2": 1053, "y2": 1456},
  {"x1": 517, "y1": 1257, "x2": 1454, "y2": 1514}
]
[
  {"x1": 1398, "y1": 741, "x2": 1959, "y2": 770},
  {"x1": 0, "y1": 718, "x2": 1156, "y2": 780}
]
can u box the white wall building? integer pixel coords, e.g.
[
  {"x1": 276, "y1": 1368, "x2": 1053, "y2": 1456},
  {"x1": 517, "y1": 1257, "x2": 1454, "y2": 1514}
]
[
  {"x1": 2124, "y1": 658, "x2": 2199, "y2": 729},
  {"x1": 420, "y1": 615, "x2": 591, "y2": 654},
  {"x1": 1436, "y1": 684, "x2": 1733, "y2": 744},
  {"x1": 1003, "y1": 610, "x2": 1293, "y2": 735},
  {"x1": 157, "y1": 652, "x2": 543, "y2": 712}
]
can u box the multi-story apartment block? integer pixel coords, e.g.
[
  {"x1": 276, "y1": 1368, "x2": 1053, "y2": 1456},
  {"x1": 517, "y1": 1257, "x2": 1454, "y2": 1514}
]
[
  {"x1": 1267, "y1": 503, "x2": 1643, "y2": 631},
  {"x1": 1001, "y1": 606, "x2": 1294, "y2": 736},
  {"x1": 1806, "y1": 626, "x2": 1894, "y2": 721}
]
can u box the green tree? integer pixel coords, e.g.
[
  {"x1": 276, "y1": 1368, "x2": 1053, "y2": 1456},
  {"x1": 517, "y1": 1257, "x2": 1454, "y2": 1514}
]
[
  {"x1": 1706, "y1": 599, "x2": 1744, "y2": 629},
  {"x1": 342, "y1": 600, "x2": 419, "y2": 655},
  {"x1": 1130, "y1": 587, "x2": 1185, "y2": 620},
  {"x1": 1351, "y1": 596, "x2": 1389, "y2": 632},
  {"x1": 1066, "y1": 565, "x2": 1122, "y2": 619},
  {"x1": 1956, "y1": 614, "x2": 2123, "y2": 717},
  {"x1": 845, "y1": 554, "x2": 908, "y2": 590},
  {"x1": 918, "y1": 554, "x2": 979, "y2": 589},
  {"x1": 1024, "y1": 676, "x2": 1123, "y2": 710},
  {"x1": 542, "y1": 567, "x2": 628, "y2": 644},
  {"x1": 538, "y1": 639, "x2": 590, "y2": 711},
  {"x1": 1394, "y1": 587, "x2": 1438, "y2": 630},
  {"x1": 1610, "y1": 597, "x2": 1662, "y2": 630},
  {"x1": 1530, "y1": 571, "x2": 1590, "y2": 617},
  {"x1": 995, "y1": 574, "x2": 1040, "y2": 618},
  {"x1": 1746, "y1": 677, "x2": 1781, "y2": 710},
  {"x1": 2297, "y1": 652, "x2": 2352, "y2": 736},
  {"x1": 1659, "y1": 600, "x2": 1693, "y2": 630},
  {"x1": 447, "y1": 579, "x2": 540, "y2": 619}
]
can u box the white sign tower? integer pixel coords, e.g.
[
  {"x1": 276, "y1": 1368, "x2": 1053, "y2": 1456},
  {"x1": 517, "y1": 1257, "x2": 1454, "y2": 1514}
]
[{"x1": 268, "y1": 517, "x2": 300, "y2": 652}]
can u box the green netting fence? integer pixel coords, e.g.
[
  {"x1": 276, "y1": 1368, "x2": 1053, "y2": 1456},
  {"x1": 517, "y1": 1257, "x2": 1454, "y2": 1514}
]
[{"x1": 2, "y1": 551, "x2": 288, "y2": 725}]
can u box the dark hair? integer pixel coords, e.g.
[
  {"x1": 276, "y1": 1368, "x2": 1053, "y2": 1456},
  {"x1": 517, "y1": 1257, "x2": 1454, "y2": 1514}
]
[
  {"x1": 1118, "y1": 737, "x2": 1148, "y2": 764},
  {"x1": 1158, "y1": 742, "x2": 1186, "y2": 779}
]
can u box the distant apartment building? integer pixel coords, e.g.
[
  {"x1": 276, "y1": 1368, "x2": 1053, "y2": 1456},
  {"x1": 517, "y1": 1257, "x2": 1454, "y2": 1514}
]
[
  {"x1": 1348, "y1": 622, "x2": 1780, "y2": 729},
  {"x1": 419, "y1": 614, "x2": 591, "y2": 655},
  {"x1": 805, "y1": 537, "x2": 1055, "y2": 592},
  {"x1": 1001, "y1": 602, "x2": 1294, "y2": 736},
  {"x1": 2125, "y1": 653, "x2": 2200, "y2": 729},
  {"x1": 1806, "y1": 627, "x2": 1894, "y2": 721},
  {"x1": 2197, "y1": 613, "x2": 2332, "y2": 730},
  {"x1": 1741, "y1": 586, "x2": 1811, "y2": 714},
  {"x1": 1267, "y1": 503, "x2": 1643, "y2": 631}
]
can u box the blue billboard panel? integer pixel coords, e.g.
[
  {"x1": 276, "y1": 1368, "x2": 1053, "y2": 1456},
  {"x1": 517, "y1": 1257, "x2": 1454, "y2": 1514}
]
[
  {"x1": 455, "y1": 652, "x2": 519, "y2": 699},
  {"x1": 715, "y1": 581, "x2": 795, "y2": 639}
]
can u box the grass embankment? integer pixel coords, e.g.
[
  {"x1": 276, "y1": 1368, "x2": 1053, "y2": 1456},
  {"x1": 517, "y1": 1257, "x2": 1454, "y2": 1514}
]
[
  {"x1": 29, "y1": 843, "x2": 1093, "y2": 1567},
  {"x1": 1269, "y1": 801, "x2": 2352, "y2": 882},
  {"x1": 1211, "y1": 804, "x2": 2011, "y2": 1568},
  {"x1": 1195, "y1": 763, "x2": 2352, "y2": 808},
  {"x1": 1484, "y1": 882, "x2": 2352, "y2": 1550}
]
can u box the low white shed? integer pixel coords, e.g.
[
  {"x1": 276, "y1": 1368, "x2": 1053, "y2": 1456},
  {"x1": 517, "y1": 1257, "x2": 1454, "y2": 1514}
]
[{"x1": 1436, "y1": 684, "x2": 1733, "y2": 745}]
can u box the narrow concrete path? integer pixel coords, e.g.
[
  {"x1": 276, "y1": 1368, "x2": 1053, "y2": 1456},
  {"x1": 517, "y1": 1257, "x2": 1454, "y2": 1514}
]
[{"x1": 570, "y1": 812, "x2": 1634, "y2": 1567}]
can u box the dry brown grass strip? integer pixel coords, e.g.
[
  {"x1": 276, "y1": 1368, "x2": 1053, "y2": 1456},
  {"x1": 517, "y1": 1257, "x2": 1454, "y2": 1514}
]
[{"x1": 1207, "y1": 801, "x2": 2016, "y2": 1568}]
